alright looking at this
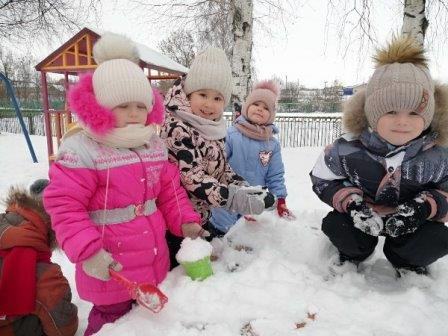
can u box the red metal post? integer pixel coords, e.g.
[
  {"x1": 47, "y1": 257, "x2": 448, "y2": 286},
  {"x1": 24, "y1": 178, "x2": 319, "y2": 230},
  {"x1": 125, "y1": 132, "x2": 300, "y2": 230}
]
[
  {"x1": 55, "y1": 112, "x2": 62, "y2": 147},
  {"x1": 64, "y1": 72, "x2": 72, "y2": 124},
  {"x1": 40, "y1": 71, "x2": 53, "y2": 161}
]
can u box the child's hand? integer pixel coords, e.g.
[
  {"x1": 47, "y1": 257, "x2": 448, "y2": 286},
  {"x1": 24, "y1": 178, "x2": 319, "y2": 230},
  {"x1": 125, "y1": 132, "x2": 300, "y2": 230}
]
[
  {"x1": 384, "y1": 194, "x2": 431, "y2": 237},
  {"x1": 346, "y1": 195, "x2": 383, "y2": 236},
  {"x1": 225, "y1": 184, "x2": 267, "y2": 215},
  {"x1": 82, "y1": 248, "x2": 122, "y2": 281},
  {"x1": 182, "y1": 223, "x2": 210, "y2": 239},
  {"x1": 264, "y1": 191, "x2": 276, "y2": 210},
  {"x1": 277, "y1": 198, "x2": 296, "y2": 220}
]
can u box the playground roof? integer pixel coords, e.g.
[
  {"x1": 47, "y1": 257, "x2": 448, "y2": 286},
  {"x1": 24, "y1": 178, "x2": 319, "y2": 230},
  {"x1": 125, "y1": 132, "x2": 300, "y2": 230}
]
[{"x1": 35, "y1": 27, "x2": 188, "y2": 76}]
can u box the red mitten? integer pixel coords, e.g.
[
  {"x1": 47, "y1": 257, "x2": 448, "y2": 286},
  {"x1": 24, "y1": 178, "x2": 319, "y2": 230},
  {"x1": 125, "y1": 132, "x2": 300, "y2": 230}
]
[{"x1": 277, "y1": 198, "x2": 296, "y2": 220}]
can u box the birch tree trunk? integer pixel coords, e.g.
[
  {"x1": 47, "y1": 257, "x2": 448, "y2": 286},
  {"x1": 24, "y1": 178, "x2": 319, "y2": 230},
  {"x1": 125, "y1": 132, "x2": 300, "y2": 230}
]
[
  {"x1": 230, "y1": 0, "x2": 253, "y2": 105},
  {"x1": 402, "y1": 0, "x2": 428, "y2": 46}
]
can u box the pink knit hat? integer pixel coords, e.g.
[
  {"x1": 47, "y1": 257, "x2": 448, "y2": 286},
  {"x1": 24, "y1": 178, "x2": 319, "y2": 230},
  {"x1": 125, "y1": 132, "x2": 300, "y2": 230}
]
[
  {"x1": 68, "y1": 32, "x2": 164, "y2": 135},
  {"x1": 242, "y1": 80, "x2": 280, "y2": 124}
]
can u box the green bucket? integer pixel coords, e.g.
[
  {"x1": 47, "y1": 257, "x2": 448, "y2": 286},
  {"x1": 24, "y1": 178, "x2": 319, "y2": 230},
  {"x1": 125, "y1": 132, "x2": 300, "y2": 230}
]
[{"x1": 181, "y1": 256, "x2": 213, "y2": 281}]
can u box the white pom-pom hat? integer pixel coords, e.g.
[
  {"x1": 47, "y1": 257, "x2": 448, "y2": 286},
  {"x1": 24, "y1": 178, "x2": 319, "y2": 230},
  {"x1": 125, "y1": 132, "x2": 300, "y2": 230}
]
[
  {"x1": 68, "y1": 32, "x2": 165, "y2": 135},
  {"x1": 92, "y1": 32, "x2": 153, "y2": 110}
]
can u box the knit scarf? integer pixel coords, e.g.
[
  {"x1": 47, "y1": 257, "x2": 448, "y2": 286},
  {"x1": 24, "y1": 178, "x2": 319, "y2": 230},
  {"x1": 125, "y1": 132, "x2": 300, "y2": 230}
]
[
  {"x1": 0, "y1": 247, "x2": 51, "y2": 316},
  {"x1": 172, "y1": 109, "x2": 227, "y2": 140},
  {"x1": 83, "y1": 124, "x2": 157, "y2": 148},
  {"x1": 234, "y1": 116, "x2": 275, "y2": 140}
]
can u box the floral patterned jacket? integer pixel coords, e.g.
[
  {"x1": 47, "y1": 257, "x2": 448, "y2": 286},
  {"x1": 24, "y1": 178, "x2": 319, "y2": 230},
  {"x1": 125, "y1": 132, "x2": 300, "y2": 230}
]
[{"x1": 160, "y1": 77, "x2": 245, "y2": 224}]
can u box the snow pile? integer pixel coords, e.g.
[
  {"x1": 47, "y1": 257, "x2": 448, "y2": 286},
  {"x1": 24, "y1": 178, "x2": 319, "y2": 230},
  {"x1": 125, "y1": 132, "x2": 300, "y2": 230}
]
[{"x1": 1, "y1": 134, "x2": 448, "y2": 336}]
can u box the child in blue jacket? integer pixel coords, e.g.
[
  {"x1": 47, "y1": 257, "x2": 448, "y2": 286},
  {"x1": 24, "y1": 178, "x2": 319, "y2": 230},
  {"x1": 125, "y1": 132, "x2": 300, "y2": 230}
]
[{"x1": 210, "y1": 80, "x2": 294, "y2": 235}]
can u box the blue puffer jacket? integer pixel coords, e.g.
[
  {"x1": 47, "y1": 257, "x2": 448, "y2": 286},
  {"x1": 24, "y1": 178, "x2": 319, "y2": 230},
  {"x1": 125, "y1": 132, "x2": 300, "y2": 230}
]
[{"x1": 211, "y1": 116, "x2": 287, "y2": 232}]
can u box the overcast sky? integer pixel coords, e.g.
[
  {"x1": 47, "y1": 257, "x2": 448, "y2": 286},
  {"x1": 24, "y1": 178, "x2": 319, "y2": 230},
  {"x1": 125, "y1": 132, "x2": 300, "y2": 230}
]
[{"x1": 10, "y1": 0, "x2": 448, "y2": 88}]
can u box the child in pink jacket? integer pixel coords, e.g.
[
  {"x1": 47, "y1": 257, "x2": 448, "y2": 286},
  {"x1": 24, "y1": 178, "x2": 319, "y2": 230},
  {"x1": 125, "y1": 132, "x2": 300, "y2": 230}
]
[{"x1": 43, "y1": 33, "x2": 202, "y2": 336}]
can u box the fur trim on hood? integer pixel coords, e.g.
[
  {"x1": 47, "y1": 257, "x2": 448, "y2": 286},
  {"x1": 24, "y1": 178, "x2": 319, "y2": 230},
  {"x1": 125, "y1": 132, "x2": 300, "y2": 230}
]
[
  {"x1": 68, "y1": 73, "x2": 165, "y2": 135},
  {"x1": 68, "y1": 73, "x2": 116, "y2": 135},
  {"x1": 146, "y1": 87, "x2": 165, "y2": 125},
  {"x1": 3, "y1": 186, "x2": 56, "y2": 249},
  {"x1": 342, "y1": 83, "x2": 448, "y2": 147}
]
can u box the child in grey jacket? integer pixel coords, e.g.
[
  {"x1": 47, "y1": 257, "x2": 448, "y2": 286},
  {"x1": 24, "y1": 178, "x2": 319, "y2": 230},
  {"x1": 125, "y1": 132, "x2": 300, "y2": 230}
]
[{"x1": 310, "y1": 36, "x2": 448, "y2": 275}]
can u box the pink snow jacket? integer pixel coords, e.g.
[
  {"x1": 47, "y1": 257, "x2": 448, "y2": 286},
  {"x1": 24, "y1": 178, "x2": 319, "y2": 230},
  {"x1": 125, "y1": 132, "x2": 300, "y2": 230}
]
[{"x1": 44, "y1": 132, "x2": 201, "y2": 305}]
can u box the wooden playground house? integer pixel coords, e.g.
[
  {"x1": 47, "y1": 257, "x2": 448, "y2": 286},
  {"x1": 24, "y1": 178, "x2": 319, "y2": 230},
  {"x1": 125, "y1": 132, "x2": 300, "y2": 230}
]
[{"x1": 35, "y1": 27, "x2": 187, "y2": 161}]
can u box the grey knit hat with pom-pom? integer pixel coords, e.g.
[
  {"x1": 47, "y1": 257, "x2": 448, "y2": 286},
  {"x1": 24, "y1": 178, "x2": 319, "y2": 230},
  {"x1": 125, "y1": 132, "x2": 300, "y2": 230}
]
[
  {"x1": 365, "y1": 35, "x2": 435, "y2": 130},
  {"x1": 92, "y1": 32, "x2": 153, "y2": 109}
]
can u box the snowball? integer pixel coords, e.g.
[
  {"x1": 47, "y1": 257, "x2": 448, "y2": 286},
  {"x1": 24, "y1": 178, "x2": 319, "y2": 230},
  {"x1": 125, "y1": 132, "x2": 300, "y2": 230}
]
[{"x1": 176, "y1": 238, "x2": 213, "y2": 263}]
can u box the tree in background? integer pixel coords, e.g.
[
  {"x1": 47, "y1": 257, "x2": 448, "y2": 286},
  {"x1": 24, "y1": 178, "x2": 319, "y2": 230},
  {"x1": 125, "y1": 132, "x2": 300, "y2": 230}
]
[
  {"x1": 158, "y1": 30, "x2": 197, "y2": 68},
  {"x1": 0, "y1": 46, "x2": 65, "y2": 107},
  {"x1": 0, "y1": 0, "x2": 102, "y2": 109},
  {"x1": 325, "y1": 0, "x2": 448, "y2": 57},
  {"x1": 321, "y1": 80, "x2": 343, "y2": 112},
  {"x1": 231, "y1": 0, "x2": 254, "y2": 106},
  {"x1": 0, "y1": 46, "x2": 65, "y2": 110},
  {"x1": 196, "y1": 0, "x2": 234, "y2": 57},
  {"x1": 402, "y1": 0, "x2": 429, "y2": 46},
  {"x1": 0, "y1": 0, "x2": 101, "y2": 43},
  {"x1": 132, "y1": 0, "x2": 296, "y2": 105},
  {"x1": 0, "y1": 47, "x2": 14, "y2": 80},
  {"x1": 0, "y1": 47, "x2": 38, "y2": 103},
  {"x1": 270, "y1": 76, "x2": 343, "y2": 113}
]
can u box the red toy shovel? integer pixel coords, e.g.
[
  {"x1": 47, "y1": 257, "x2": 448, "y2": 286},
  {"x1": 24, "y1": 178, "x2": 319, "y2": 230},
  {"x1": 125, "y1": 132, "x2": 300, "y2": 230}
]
[{"x1": 109, "y1": 269, "x2": 168, "y2": 313}]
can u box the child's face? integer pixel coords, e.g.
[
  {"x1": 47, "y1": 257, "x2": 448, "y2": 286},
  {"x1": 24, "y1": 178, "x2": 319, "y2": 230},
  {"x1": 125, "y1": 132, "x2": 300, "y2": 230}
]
[
  {"x1": 376, "y1": 109, "x2": 425, "y2": 146},
  {"x1": 189, "y1": 89, "x2": 225, "y2": 121},
  {"x1": 112, "y1": 101, "x2": 148, "y2": 128},
  {"x1": 247, "y1": 101, "x2": 270, "y2": 125}
]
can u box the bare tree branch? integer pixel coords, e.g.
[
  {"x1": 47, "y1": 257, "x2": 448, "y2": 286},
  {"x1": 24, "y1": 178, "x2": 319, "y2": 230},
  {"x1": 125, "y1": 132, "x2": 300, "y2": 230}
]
[
  {"x1": 0, "y1": 0, "x2": 102, "y2": 44},
  {"x1": 325, "y1": 0, "x2": 448, "y2": 59},
  {"x1": 324, "y1": 0, "x2": 377, "y2": 60},
  {"x1": 158, "y1": 29, "x2": 197, "y2": 67}
]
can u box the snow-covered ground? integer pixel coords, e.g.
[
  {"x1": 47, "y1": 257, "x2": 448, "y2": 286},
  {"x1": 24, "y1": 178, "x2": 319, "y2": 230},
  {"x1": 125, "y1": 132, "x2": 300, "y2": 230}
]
[{"x1": 1, "y1": 132, "x2": 448, "y2": 336}]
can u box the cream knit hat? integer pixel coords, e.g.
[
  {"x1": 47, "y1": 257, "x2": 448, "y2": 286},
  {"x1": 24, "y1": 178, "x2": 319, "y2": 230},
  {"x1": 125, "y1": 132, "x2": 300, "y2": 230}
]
[
  {"x1": 92, "y1": 32, "x2": 153, "y2": 110},
  {"x1": 184, "y1": 47, "x2": 232, "y2": 105},
  {"x1": 365, "y1": 36, "x2": 434, "y2": 130}
]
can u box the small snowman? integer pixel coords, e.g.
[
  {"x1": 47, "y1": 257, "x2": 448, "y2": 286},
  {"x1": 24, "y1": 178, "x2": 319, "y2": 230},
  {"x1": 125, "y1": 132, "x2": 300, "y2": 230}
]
[{"x1": 176, "y1": 238, "x2": 214, "y2": 281}]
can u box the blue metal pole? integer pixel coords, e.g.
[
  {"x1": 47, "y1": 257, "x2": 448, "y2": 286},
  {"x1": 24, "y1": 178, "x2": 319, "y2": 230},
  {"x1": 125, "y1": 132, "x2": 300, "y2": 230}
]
[{"x1": 0, "y1": 72, "x2": 38, "y2": 163}]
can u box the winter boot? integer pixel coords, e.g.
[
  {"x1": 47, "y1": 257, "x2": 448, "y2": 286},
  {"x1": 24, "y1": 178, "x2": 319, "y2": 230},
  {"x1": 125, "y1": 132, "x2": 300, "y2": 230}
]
[
  {"x1": 395, "y1": 265, "x2": 429, "y2": 278},
  {"x1": 339, "y1": 253, "x2": 361, "y2": 266},
  {"x1": 328, "y1": 252, "x2": 359, "y2": 277}
]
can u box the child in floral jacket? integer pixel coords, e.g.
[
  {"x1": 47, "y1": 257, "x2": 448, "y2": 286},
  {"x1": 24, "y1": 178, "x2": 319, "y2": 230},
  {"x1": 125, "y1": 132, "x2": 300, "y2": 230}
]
[{"x1": 160, "y1": 47, "x2": 275, "y2": 265}]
